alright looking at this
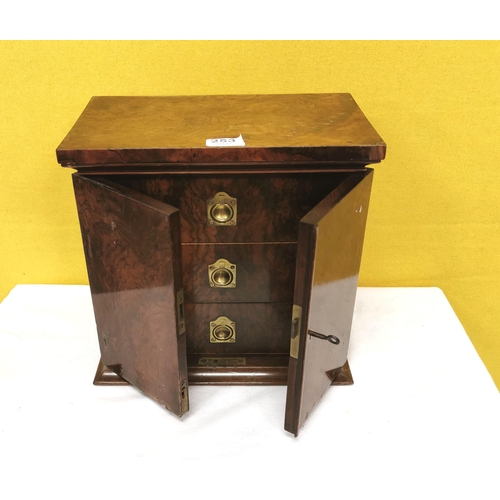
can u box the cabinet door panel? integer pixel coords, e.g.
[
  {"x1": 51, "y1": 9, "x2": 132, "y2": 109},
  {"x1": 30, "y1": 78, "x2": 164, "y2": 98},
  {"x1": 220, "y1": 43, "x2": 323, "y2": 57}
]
[
  {"x1": 73, "y1": 174, "x2": 188, "y2": 417},
  {"x1": 285, "y1": 170, "x2": 373, "y2": 436}
]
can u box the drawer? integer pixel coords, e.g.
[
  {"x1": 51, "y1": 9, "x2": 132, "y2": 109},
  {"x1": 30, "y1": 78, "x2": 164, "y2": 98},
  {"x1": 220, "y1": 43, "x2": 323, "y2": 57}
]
[
  {"x1": 112, "y1": 173, "x2": 348, "y2": 243},
  {"x1": 182, "y1": 243, "x2": 296, "y2": 303},
  {"x1": 184, "y1": 303, "x2": 292, "y2": 355}
]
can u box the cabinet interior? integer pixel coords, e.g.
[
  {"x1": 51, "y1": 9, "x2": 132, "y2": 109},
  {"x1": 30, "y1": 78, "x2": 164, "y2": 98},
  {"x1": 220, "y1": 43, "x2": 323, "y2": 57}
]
[{"x1": 94, "y1": 171, "x2": 352, "y2": 380}]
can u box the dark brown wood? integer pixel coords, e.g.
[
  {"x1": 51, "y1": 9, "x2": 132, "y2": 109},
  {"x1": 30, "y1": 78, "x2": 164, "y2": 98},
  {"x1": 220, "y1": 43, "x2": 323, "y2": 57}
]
[
  {"x1": 93, "y1": 357, "x2": 353, "y2": 386},
  {"x1": 188, "y1": 354, "x2": 290, "y2": 385},
  {"x1": 182, "y1": 243, "x2": 297, "y2": 303},
  {"x1": 57, "y1": 94, "x2": 386, "y2": 167},
  {"x1": 184, "y1": 303, "x2": 293, "y2": 355},
  {"x1": 93, "y1": 358, "x2": 128, "y2": 385},
  {"x1": 59, "y1": 94, "x2": 385, "y2": 435},
  {"x1": 333, "y1": 360, "x2": 354, "y2": 385},
  {"x1": 285, "y1": 170, "x2": 373, "y2": 436},
  {"x1": 73, "y1": 174, "x2": 189, "y2": 417},
  {"x1": 111, "y1": 173, "x2": 348, "y2": 243},
  {"x1": 71, "y1": 164, "x2": 370, "y2": 175}
]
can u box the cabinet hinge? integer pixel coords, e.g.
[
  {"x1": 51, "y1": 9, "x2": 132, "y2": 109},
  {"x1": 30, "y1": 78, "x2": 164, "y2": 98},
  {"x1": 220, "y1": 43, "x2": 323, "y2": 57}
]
[
  {"x1": 290, "y1": 305, "x2": 302, "y2": 359},
  {"x1": 177, "y1": 289, "x2": 186, "y2": 335}
]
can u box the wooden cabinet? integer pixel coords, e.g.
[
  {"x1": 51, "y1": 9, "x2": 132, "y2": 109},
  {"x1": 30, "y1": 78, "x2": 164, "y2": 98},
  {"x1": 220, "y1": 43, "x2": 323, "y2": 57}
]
[{"x1": 57, "y1": 93, "x2": 386, "y2": 436}]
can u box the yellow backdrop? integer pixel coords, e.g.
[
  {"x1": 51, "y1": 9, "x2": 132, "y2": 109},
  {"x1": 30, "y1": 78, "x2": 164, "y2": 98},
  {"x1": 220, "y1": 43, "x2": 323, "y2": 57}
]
[{"x1": 1, "y1": 41, "x2": 498, "y2": 388}]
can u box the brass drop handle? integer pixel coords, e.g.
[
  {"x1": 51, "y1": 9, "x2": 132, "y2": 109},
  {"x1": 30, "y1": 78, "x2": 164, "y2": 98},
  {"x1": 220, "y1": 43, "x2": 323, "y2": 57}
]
[
  {"x1": 208, "y1": 259, "x2": 236, "y2": 288},
  {"x1": 211, "y1": 202, "x2": 234, "y2": 223},
  {"x1": 212, "y1": 268, "x2": 233, "y2": 286},
  {"x1": 213, "y1": 325, "x2": 233, "y2": 341},
  {"x1": 207, "y1": 192, "x2": 237, "y2": 226},
  {"x1": 210, "y1": 316, "x2": 236, "y2": 343}
]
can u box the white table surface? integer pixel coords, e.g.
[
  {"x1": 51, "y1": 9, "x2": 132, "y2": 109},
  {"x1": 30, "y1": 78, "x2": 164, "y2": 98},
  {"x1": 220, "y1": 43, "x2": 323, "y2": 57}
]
[{"x1": 1, "y1": 285, "x2": 499, "y2": 499}]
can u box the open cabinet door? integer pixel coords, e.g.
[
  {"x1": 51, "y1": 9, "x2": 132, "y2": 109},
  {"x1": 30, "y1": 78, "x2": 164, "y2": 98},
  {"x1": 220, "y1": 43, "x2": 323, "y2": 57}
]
[
  {"x1": 73, "y1": 175, "x2": 188, "y2": 417},
  {"x1": 285, "y1": 170, "x2": 373, "y2": 436}
]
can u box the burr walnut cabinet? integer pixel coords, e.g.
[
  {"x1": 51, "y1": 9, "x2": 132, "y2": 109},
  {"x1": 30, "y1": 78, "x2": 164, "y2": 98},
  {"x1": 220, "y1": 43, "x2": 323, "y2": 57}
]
[{"x1": 56, "y1": 93, "x2": 386, "y2": 436}]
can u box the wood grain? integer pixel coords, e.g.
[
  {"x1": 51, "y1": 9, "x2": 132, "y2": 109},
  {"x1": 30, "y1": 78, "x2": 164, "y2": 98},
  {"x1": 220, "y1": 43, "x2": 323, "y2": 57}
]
[
  {"x1": 59, "y1": 92, "x2": 385, "y2": 435},
  {"x1": 182, "y1": 243, "x2": 297, "y2": 303},
  {"x1": 112, "y1": 173, "x2": 348, "y2": 243},
  {"x1": 285, "y1": 170, "x2": 373, "y2": 436},
  {"x1": 187, "y1": 354, "x2": 290, "y2": 385},
  {"x1": 56, "y1": 94, "x2": 386, "y2": 166},
  {"x1": 93, "y1": 356, "x2": 353, "y2": 386},
  {"x1": 184, "y1": 303, "x2": 293, "y2": 355},
  {"x1": 73, "y1": 174, "x2": 189, "y2": 417}
]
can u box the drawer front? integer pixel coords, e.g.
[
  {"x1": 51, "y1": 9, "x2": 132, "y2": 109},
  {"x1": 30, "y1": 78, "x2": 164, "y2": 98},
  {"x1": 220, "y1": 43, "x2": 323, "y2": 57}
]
[
  {"x1": 184, "y1": 303, "x2": 292, "y2": 355},
  {"x1": 182, "y1": 243, "x2": 296, "y2": 303},
  {"x1": 112, "y1": 173, "x2": 348, "y2": 243}
]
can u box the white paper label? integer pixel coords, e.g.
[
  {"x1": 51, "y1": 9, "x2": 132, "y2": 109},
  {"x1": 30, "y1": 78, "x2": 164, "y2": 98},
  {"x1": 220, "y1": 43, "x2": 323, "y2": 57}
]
[{"x1": 206, "y1": 134, "x2": 245, "y2": 147}]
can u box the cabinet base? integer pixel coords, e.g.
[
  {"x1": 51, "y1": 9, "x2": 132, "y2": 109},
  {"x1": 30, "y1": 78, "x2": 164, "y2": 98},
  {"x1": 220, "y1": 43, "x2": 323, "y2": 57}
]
[{"x1": 93, "y1": 355, "x2": 354, "y2": 386}]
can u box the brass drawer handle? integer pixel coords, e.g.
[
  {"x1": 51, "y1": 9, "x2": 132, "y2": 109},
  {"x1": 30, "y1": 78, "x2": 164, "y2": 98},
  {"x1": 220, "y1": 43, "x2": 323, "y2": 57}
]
[
  {"x1": 208, "y1": 258, "x2": 236, "y2": 288},
  {"x1": 211, "y1": 203, "x2": 233, "y2": 223},
  {"x1": 207, "y1": 192, "x2": 237, "y2": 226},
  {"x1": 210, "y1": 316, "x2": 236, "y2": 343}
]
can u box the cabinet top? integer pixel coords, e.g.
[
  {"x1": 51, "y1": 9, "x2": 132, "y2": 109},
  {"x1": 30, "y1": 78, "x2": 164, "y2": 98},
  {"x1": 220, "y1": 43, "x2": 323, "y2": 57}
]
[{"x1": 56, "y1": 94, "x2": 386, "y2": 168}]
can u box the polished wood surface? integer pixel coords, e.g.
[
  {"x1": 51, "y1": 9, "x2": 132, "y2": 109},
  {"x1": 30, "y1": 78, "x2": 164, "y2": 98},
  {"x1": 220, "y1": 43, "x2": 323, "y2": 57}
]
[
  {"x1": 187, "y1": 357, "x2": 353, "y2": 385},
  {"x1": 94, "y1": 356, "x2": 353, "y2": 386},
  {"x1": 184, "y1": 303, "x2": 292, "y2": 354},
  {"x1": 285, "y1": 170, "x2": 373, "y2": 436},
  {"x1": 112, "y1": 173, "x2": 348, "y2": 243},
  {"x1": 182, "y1": 243, "x2": 296, "y2": 303},
  {"x1": 56, "y1": 94, "x2": 386, "y2": 166},
  {"x1": 73, "y1": 174, "x2": 189, "y2": 417},
  {"x1": 72, "y1": 165, "x2": 371, "y2": 175},
  {"x1": 60, "y1": 94, "x2": 384, "y2": 434},
  {"x1": 187, "y1": 354, "x2": 290, "y2": 385}
]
